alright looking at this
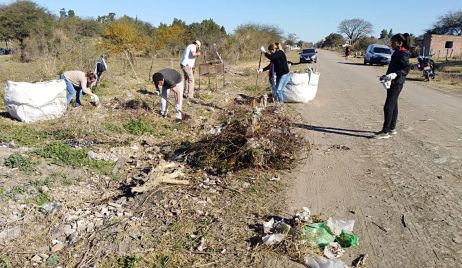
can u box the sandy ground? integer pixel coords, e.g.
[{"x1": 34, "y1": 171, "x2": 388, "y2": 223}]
[{"x1": 284, "y1": 50, "x2": 462, "y2": 267}]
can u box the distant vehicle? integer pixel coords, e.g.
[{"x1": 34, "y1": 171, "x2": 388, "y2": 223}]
[
  {"x1": 299, "y1": 48, "x2": 317, "y2": 63},
  {"x1": 364, "y1": 44, "x2": 392, "y2": 65},
  {"x1": 0, "y1": 48, "x2": 12, "y2": 55}
]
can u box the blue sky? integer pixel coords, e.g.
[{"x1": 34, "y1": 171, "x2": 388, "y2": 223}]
[{"x1": 2, "y1": 0, "x2": 461, "y2": 42}]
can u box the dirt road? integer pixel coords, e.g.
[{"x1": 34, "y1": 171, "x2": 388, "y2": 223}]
[{"x1": 286, "y1": 50, "x2": 462, "y2": 267}]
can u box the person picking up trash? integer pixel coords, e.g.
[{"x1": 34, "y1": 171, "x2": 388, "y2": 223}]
[
  {"x1": 152, "y1": 68, "x2": 184, "y2": 120},
  {"x1": 374, "y1": 33, "x2": 411, "y2": 139},
  {"x1": 260, "y1": 43, "x2": 290, "y2": 112},
  {"x1": 60, "y1": 70, "x2": 99, "y2": 107}
]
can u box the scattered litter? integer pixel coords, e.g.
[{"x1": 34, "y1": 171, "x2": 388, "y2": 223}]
[
  {"x1": 0, "y1": 225, "x2": 21, "y2": 242},
  {"x1": 401, "y1": 214, "x2": 407, "y2": 227},
  {"x1": 263, "y1": 218, "x2": 275, "y2": 234},
  {"x1": 452, "y1": 235, "x2": 462, "y2": 244},
  {"x1": 336, "y1": 230, "x2": 359, "y2": 248},
  {"x1": 40, "y1": 202, "x2": 61, "y2": 215},
  {"x1": 270, "y1": 176, "x2": 281, "y2": 181},
  {"x1": 326, "y1": 218, "x2": 354, "y2": 236},
  {"x1": 197, "y1": 237, "x2": 206, "y2": 252},
  {"x1": 352, "y1": 254, "x2": 368, "y2": 267},
  {"x1": 262, "y1": 233, "x2": 286, "y2": 245},
  {"x1": 294, "y1": 207, "x2": 311, "y2": 223},
  {"x1": 303, "y1": 223, "x2": 336, "y2": 247},
  {"x1": 304, "y1": 256, "x2": 348, "y2": 268},
  {"x1": 323, "y1": 242, "x2": 344, "y2": 259}
]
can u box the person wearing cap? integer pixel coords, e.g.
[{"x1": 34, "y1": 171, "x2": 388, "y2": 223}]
[{"x1": 180, "y1": 40, "x2": 201, "y2": 99}]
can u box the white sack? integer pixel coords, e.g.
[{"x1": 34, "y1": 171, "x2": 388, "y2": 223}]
[
  {"x1": 4, "y1": 80, "x2": 67, "y2": 123},
  {"x1": 283, "y1": 68, "x2": 320, "y2": 103}
]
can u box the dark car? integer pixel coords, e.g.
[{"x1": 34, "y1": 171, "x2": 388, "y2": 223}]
[
  {"x1": 0, "y1": 48, "x2": 12, "y2": 55},
  {"x1": 299, "y1": 48, "x2": 317, "y2": 63}
]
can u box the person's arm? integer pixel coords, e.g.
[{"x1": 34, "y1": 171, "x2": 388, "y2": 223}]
[
  {"x1": 262, "y1": 63, "x2": 271, "y2": 72},
  {"x1": 394, "y1": 52, "x2": 410, "y2": 78},
  {"x1": 191, "y1": 45, "x2": 201, "y2": 57}
]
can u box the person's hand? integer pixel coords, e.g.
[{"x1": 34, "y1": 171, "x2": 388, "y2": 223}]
[
  {"x1": 387, "y1": 73, "x2": 397, "y2": 80},
  {"x1": 260, "y1": 46, "x2": 266, "y2": 53},
  {"x1": 257, "y1": 68, "x2": 263, "y2": 73}
]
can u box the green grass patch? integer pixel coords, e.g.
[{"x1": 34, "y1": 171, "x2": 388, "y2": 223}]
[
  {"x1": 103, "y1": 121, "x2": 125, "y2": 134},
  {"x1": 29, "y1": 191, "x2": 52, "y2": 206},
  {"x1": 123, "y1": 119, "x2": 155, "y2": 135},
  {"x1": 0, "y1": 125, "x2": 45, "y2": 146},
  {"x1": 3, "y1": 153, "x2": 37, "y2": 173},
  {"x1": 35, "y1": 142, "x2": 113, "y2": 175},
  {"x1": 117, "y1": 256, "x2": 143, "y2": 268}
]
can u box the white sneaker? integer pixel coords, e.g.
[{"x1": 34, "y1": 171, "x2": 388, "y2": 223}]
[
  {"x1": 373, "y1": 132, "x2": 391, "y2": 139},
  {"x1": 390, "y1": 129, "x2": 397, "y2": 135}
]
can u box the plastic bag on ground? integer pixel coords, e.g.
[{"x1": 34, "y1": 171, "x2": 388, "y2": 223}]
[
  {"x1": 302, "y1": 223, "x2": 336, "y2": 247},
  {"x1": 4, "y1": 80, "x2": 67, "y2": 123},
  {"x1": 336, "y1": 229, "x2": 359, "y2": 248},
  {"x1": 326, "y1": 218, "x2": 355, "y2": 236},
  {"x1": 304, "y1": 256, "x2": 348, "y2": 268},
  {"x1": 323, "y1": 242, "x2": 344, "y2": 259},
  {"x1": 262, "y1": 233, "x2": 286, "y2": 245}
]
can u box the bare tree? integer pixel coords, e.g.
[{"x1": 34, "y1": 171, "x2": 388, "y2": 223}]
[{"x1": 338, "y1": 19, "x2": 373, "y2": 44}]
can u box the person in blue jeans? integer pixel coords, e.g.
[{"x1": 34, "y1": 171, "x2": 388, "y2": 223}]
[
  {"x1": 60, "y1": 71, "x2": 97, "y2": 106},
  {"x1": 260, "y1": 43, "x2": 290, "y2": 111}
]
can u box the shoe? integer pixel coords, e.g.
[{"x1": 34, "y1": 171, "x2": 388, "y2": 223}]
[
  {"x1": 390, "y1": 129, "x2": 397, "y2": 135},
  {"x1": 373, "y1": 132, "x2": 391, "y2": 139},
  {"x1": 160, "y1": 111, "x2": 168, "y2": 118}
]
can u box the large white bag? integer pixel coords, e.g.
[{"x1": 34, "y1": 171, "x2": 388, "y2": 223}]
[
  {"x1": 4, "y1": 80, "x2": 67, "y2": 123},
  {"x1": 283, "y1": 68, "x2": 320, "y2": 103}
]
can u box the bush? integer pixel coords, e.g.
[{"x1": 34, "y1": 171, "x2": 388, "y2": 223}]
[{"x1": 3, "y1": 153, "x2": 36, "y2": 173}]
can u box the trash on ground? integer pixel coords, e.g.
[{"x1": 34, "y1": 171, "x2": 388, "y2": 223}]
[
  {"x1": 323, "y1": 242, "x2": 344, "y2": 259},
  {"x1": 304, "y1": 255, "x2": 348, "y2": 268}
]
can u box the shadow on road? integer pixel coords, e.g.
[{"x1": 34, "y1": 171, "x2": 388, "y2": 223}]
[{"x1": 294, "y1": 123, "x2": 375, "y2": 138}]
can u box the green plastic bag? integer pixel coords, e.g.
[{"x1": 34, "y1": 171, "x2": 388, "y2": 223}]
[
  {"x1": 336, "y1": 229, "x2": 359, "y2": 247},
  {"x1": 302, "y1": 223, "x2": 336, "y2": 247}
]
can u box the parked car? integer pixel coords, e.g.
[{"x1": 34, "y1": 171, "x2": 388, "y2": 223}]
[
  {"x1": 0, "y1": 48, "x2": 12, "y2": 55},
  {"x1": 299, "y1": 48, "x2": 317, "y2": 63},
  {"x1": 364, "y1": 44, "x2": 392, "y2": 65}
]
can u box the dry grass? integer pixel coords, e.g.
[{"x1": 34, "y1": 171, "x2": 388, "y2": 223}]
[{"x1": 0, "y1": 51, "x2": 313, "y2": 267}]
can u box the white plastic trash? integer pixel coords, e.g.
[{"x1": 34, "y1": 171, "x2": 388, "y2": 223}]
[
  {"x1": 4, "y1": 80, "x2": 67, "y2": 123},
  {"x1": 283, "y1": 68, "x2": 320, "y2": 103}
]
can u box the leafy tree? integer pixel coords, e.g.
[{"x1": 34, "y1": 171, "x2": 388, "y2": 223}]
[
  {"x1": 388, "y1": 28, "x2": 393, "y2": 38},
  {"x1": 322, "y1": 33, "x2": 345, "y2": 48},
  {"x1": 337, "y1": 18, "x2": 373, "y2": 44},
  {"x1": 233, "y1": 23, "x2": 283, "y2": 61},
  {"x1": 187, "y1": 19, "x2": 228, "y2": 61},
  {"x1": 428, "y1": 10, "x2": 462, "y2": 35},
  {"x1": 68, "y1": 10, "x2": 75, "y2": 18},
  {"x1": 285, "y1": 33, "x2": 298, "y2": 46},
  {"x1": 59, "y1": 8, "x2": 66, "y2": 18},
  {"x1": 379, "y1": 29, "x2": 388, "y2": 39},
  {"x1": 97, "y1": 12, "x2": 116, "y2": 24},
  {"x1": 100, "y1": 17, "x2": 149, "y2": 78},
  {"x1": 0, "y1": 1, "x2": 54, "y2": 61},
  {"x1": 353, "y1": 36, "x2": 377, "y2": 52},
  {"x1": 152, "y1": 21, "x2": 187, "y2": 56}
]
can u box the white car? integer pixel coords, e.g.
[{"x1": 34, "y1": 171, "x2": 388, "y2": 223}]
[{"x1": 364, "y1": 44, "x2": 392, "y2": 65}]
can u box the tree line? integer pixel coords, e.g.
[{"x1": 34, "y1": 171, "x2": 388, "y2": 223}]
[{"x1": 0, "y1": 1, "x2": 290, "y2": 64}]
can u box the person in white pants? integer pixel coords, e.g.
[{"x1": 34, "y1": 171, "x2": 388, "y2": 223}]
[{"x1": 152, "y1": 68, "x2": 183, "y2": 120}]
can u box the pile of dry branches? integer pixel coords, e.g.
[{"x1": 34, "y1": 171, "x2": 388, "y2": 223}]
[{"x1": 183, "y1": 108, "x2": 309, "y2": 174}]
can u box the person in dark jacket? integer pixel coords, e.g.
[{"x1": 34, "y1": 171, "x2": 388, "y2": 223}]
[
  {"x1": 258, "y1": 43, "x2": 277, "y2": 93},
  {"x1": 374, "y1": 33, "x2": 411, "y2": 139},
  {"x1": 260, "y1": 43, "x2": 290, "y2": 111}
]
